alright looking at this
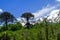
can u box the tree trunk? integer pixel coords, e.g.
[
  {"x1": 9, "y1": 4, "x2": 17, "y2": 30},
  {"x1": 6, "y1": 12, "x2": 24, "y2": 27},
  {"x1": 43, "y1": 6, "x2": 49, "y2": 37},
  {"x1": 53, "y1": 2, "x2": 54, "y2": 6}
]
[
  {"x1": 5, "y1": 20, "x2": 8, "y2": 30},
  {"x1": 26, "y1": 18, "x2": 29, "y2": 29}
]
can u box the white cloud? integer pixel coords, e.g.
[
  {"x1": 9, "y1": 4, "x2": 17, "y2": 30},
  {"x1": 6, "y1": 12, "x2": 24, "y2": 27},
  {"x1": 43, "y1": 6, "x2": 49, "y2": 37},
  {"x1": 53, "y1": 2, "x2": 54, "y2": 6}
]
[
  {"x1": 33, "y1": 4, "x2": 58, "y2": 19},
  {"x1": 56, "y1": 0, "x2": 60, "y2": 2},
  {"x1": 0, "y1": 9, "x2": 3, "y2": 12},
  {"x1": 17, "y1": 4, "x2": 60, "y2": 25},
  {"x1": 47, "y1": 9, "x2": 59, "y2": 19},
  {"x1": 47, "y1": 9, "x2": 60, "y2": 22},
  {"x1": 17, "y1": 17, "x2": 26, "y2": 26},
  {"x1": 17, "y1": 17, "x2": 22, "y2": 22}
]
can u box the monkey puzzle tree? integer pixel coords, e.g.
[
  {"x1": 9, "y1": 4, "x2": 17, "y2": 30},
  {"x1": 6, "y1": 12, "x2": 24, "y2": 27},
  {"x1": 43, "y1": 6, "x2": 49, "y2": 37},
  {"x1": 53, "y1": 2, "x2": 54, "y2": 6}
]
[
  {"x1": 21, "y1": 12, "x2": 34, "y2": 29},
  {"x1": 0, "y1": 12, "x2": 17, "y2": 30}
]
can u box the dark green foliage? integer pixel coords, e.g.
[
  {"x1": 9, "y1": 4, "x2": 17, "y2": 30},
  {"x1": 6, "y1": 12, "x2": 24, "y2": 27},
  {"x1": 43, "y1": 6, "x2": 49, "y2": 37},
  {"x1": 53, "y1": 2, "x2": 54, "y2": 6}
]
[
  {"x1": 57, "y1": 33, "x2": 60, "y2": 40},
  {"x1": 0, "y1": 26, "x2": 6, "y2": 32},
  {"x1": 0, "y1": 22, "x2": 22, "y2": 32},
  {"x1": 0, "y1": 22, "x2": 60, "y2": 40},
  {"x1": 8, "y1": 22, "x2": 22, "y2": 31},
  {"x1": 10, "y1": 25, "x2": 18, "y2": 31}
]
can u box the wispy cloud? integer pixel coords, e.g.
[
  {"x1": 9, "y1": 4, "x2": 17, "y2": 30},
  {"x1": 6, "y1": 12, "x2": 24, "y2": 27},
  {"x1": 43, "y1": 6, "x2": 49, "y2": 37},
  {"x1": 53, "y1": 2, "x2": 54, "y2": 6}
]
[
  {"x1": 47, "y1": 9, "x2": 60, "y2": 22},
  {"x1": 56, "y1": 0, "x2": 60, "y2": 2},
  {"x1": 17, "y1": 3, "x2": 60, "y2": 25},
  {"x1": 0, "y1": 9, "x2": 3, "y2": 12},
  {"x1": 33, "y1": 4, "x2": 59, "y2": 19},
  {"x1": 47, "y1": 9, "x2": 59, "y2": 19}
]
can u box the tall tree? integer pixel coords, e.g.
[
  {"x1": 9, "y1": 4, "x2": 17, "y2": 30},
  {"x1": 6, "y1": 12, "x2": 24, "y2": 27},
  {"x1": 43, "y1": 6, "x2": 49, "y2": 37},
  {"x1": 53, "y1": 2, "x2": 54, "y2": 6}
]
[
  {"x1": 43, "y1": 17, "x2": 49, "y2": 40},
  {"x1": 21, "y1": 12, "x2": 34, "y2": 29},
  {"x1": 0, "y1": 12, "x2": 17, "y2": 30}
]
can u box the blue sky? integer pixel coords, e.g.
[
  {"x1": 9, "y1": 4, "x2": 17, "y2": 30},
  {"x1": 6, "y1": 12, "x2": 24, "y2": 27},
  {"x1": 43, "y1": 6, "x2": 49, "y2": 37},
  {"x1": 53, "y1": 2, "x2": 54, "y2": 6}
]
[{"x1": 0, "y1": 0, "x2": 60, "y2": 18}]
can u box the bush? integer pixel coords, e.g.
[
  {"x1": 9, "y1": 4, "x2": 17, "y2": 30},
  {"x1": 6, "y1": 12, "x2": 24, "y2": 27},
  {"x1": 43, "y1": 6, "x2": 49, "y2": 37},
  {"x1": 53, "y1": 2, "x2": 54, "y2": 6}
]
[
  {"x1": 0, "y1": 26, "x2": 6, "y2": 32},
  {"x1": 9, "y1": 22, "x2": 22, "y2": 31},
  {"x1": 0, "y1": 22, "x2": 23, "y2": 31},
  {"x1": 10, "y1": 25, "x2": 19, "y2": 31}
]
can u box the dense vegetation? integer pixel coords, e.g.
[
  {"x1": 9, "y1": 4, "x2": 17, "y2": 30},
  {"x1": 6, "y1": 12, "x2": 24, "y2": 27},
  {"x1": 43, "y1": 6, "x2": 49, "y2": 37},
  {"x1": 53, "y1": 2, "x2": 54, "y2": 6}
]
[
  {"x1": 0, "y1": 11, "x2": 60, "y2": 40},
  {"x1": 0, "y1": 21, "x2": 60, "y2": 40}
]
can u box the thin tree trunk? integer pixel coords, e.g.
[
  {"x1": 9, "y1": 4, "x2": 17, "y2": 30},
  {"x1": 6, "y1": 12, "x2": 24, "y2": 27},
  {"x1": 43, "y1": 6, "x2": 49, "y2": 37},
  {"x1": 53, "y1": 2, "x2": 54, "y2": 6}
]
[
  {"x1": 5, "y1": 20, "x2": 8, "y2": 30},
  {"x1": 26, "y1": 18, "x2": 29, "y2": 29}
]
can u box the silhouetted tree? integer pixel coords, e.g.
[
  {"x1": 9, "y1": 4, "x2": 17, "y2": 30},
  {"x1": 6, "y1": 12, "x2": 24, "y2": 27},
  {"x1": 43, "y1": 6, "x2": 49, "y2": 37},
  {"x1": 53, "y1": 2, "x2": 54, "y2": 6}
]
[
  {"x1": 0, "y1": 12, "x2": 17, "y2": 30},
  {"x1": 21, "y1": 12, "x2": 34, "y2": 29}
]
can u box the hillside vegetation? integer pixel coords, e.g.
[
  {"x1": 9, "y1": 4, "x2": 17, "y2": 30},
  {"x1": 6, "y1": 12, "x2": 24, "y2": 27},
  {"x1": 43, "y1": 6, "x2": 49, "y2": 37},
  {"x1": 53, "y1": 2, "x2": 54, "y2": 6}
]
[{"x1": 0, "y1": 22, "x2": 60, "y2": 40}]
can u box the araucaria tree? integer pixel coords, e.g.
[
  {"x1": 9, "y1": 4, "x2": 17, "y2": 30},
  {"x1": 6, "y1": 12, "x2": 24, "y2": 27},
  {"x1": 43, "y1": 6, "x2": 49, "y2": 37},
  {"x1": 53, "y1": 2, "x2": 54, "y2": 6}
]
[
  {"x1": 21, "y1": 12, "x2": 34, "y2": 29},
  {"x1": 0, "y1": 12, "x2": 17, "y2": 30}
]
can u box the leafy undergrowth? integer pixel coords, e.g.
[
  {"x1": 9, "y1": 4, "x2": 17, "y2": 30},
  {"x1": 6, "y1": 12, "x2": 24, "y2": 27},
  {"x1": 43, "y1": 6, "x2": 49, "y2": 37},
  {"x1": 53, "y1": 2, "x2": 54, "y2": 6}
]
[
  {"x1": 0, "y1": 27, "x2": 59, "y2": 40},
  {"x1": 0, "y1": 23, "x2": 60, "y2": 40}
]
